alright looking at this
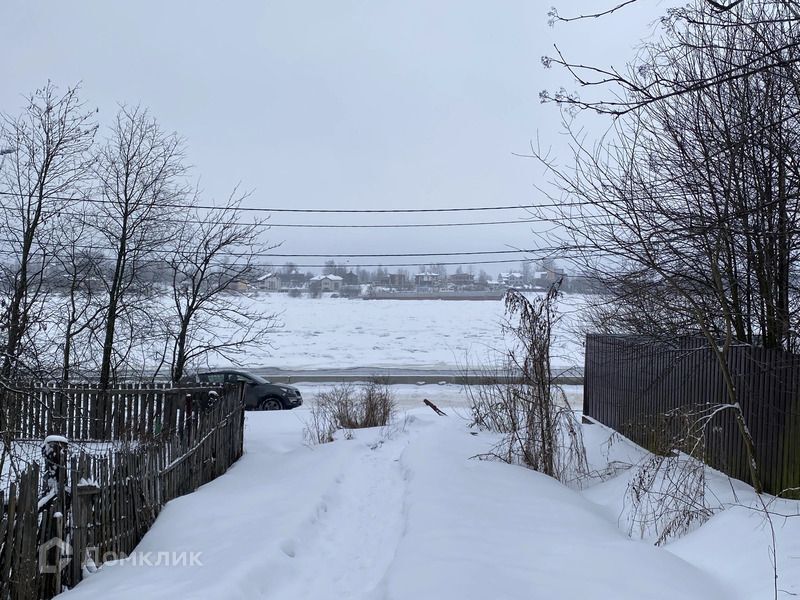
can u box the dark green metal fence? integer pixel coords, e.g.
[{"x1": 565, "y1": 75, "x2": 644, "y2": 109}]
[{"x1": 584, "y1": 334, "x2": 800, "y2": 496}]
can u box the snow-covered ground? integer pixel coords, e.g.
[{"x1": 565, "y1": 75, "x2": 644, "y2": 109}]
[
  {"x1": 222, "y1": 293, "x2": 587, "y2": 371},
  {"x1": 59, "y1": 398, "x2": 799, "y2": 600},
  {"x1": 291, "y1": 382, "x2": 584, "y2": 412}
]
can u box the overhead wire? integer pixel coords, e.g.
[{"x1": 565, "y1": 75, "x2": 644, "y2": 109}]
[
  {"x1": 0, "y1": 190, "x2": 612, "y2": 265},
  {"x1": 0, "y1": 190, "x2": 598, "y2": 213}
]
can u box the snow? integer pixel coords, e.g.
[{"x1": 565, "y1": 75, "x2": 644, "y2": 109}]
[
  {"x1": 56, "y1": 399, "x2": 799, "y2": 600},
  {"x1": 310, "y1": 274, "x2": 343, "y2": 281},
  {"x1": 223, "y1": 293, "x2": 587, "y2": 371},
  {"x1": 291, "y1": 382, "x2": 584, "y2": 415},
  {"x1": 43, "y1": 435, "x2": 70, "y2": 445},
  {"x1": 37, "y1": 489, "x2": 57, "y2": 511},
  {"x1": 581, "y1": 419, "x2": 800, "y2": 599}
]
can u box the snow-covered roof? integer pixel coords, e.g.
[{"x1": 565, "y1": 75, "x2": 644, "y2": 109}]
[
  {"x1": 256, "y1": 272, "x2": 276, "y2": 281},
  {"x1": 311, "y1": 274, "x2": 343, "y2": 281}
]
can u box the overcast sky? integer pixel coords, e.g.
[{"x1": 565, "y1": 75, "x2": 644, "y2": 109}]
[{"x1": 1, "y1": 1, "x2": 671, "y2": 274}]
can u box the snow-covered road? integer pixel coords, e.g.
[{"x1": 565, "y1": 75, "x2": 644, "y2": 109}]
[{"x1": 57, "y1": 406, "x2": 754, "y2": 600}]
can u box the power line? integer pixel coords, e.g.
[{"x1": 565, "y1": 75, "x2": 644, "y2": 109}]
[
  {"x1": 254, "y1": 249, "x2": 536, "y2": 258},
  {"x1": 0, "y1": 190, "x2": 586, "y2": 213},
  {"x1": 249, "y1": 258, "x2": 550, "y2": 268},
  {"x1": 0, "y1": 233, "x2": 572, "y2": 259},
  {"x1": 0, "y1": 238, "x2": 591, "y2": 269},
  {"x1": 195, "y1": 204, "x2": 545, "y2": 214},
  {"x1": 262, "y1": 220, "x2": 535, "y2": 229},
  {"x1": 0, "y1": 199, "x2": 570, "y2": 229},
  {"x1": 0, "y1": 250, "x2": 571, "y2": 269}
]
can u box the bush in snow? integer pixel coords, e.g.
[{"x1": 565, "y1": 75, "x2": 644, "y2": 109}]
[
  {"x1": 468, "y1": 285, "x2": 589, "y2": 487},
  {"x1": 623, "y1": 404, "x2": 725, "y2": 545},
  {"x1": 304, "y1": 381, "x2": 396, "y2": 444}
]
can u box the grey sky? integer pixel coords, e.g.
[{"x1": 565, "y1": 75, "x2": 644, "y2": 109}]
[{"x1": 1, "y1": 1, "x2": 668, "y2": 274}]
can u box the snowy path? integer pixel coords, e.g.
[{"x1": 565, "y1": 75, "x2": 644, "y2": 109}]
[
  {"x1": 60, "y1": 410, "x2": 733, "y2": 600},
  {"x1": 272, "y1": 432, "x2": 409, "y2": 598}
]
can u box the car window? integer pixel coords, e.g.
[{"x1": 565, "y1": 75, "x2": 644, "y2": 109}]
[
  {"x1": 206, "y1": 373, "x2": 226, "y2": 384},
  {"x1": 234, "y1": 374, "x2": 253, "y2": 383}
]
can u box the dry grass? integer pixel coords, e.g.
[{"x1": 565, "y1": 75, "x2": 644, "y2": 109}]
[{"x1": 304, "y1": 381, "x2": 396, "y2": 445}]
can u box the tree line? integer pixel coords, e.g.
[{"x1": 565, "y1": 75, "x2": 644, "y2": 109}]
[{"x1": 0, "y1": 83, "x2": 276, "y2": 388}]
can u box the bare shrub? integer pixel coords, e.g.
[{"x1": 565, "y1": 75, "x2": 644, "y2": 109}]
[
  {"x1": 469, "y1": 285, "x2": 589, "y2": 486},
  {"x1": 304, "y1": 398, "x2": 338, "y2": 445},
  {"x1": 626, "y1": 452, "x2": 711, "y2": 546},
  {"x1": 304, "y1": 381, "x2": 396, "y2": 445},
  {"x1": 356, "y1": 381, "x2": 395, "y2": 428},
  {"x1": 623, "y1": 404, "x2": 729, "y2": 545}
]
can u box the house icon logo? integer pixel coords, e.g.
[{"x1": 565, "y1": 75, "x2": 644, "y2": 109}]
[{"x1": 39, "y1": 537, "x2": 72, "y2": 574}]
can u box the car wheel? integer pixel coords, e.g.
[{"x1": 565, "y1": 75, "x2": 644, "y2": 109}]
[{"x1": 259, "y1": 397, "x2": 283, "y2": 411}]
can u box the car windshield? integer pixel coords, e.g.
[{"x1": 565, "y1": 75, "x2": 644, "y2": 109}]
[{"x1": 246, "y1": 373, "x2": 270, "y2": 385}]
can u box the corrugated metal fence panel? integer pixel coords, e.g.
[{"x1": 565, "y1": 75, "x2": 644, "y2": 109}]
[{"x1": 584, "y1": 334, "x2": 800, "y2": 496}]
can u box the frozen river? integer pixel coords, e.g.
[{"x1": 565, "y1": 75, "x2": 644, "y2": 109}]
[{"x1": 227, "y1": 293, "x2": 588, "y2": 371}]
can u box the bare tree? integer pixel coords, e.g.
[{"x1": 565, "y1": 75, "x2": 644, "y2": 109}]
[
  {"x1": 51, "y1": 211, "x2": 106, "y2": 386},
  {"x1": 162, "y1": 191, "x2": 279, "y2": 383},
  {"x1": 545, "y1": 0, "x2": 800, "y2": 115},
  {"x1": 0, "y1": 83, "x2": 96, "y2": 381},
  {"x1": 532, "y1": 0, "x2": 800, "y2": 492},
  {"x1": 92, "y1": 106, "x2": 188, "y2": 390}
]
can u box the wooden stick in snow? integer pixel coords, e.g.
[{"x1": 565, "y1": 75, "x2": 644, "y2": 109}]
[{"x1": 423, "y1": 399, "x2": 447, "y2": 416}]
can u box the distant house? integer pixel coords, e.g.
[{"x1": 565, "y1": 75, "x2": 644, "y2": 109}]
[
  {"x1": 415, "y1": 272, "x2": 440, "y2": 290},
  {"x1": 448, "y1": 272, "x2": 474, "y2": 288},
  {"x1": 497, "y1": 272, "x2": 524, "y2": 287},
  {"x1": 310, "y1": 274, "x2": 343, "y2": 293},
  {"x1": 255, "y1": 272, "x2": 281, "y2": 291}
]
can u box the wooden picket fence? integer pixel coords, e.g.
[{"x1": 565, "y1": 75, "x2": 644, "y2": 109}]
[
  {"x1": 0, "y1": 383, "x2": 245, "y2": 600},
  {"x1": 0, "y1": 382, "x2": 222, "y2": 441}
]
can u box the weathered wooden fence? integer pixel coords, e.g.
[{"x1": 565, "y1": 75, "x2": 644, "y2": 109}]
[
  {"x1": 0, "y1": 382, "x2": 223, "y2": 441},
  {"x1": 0, "y1": 383, "x2": 245, "y2": 600},
  {"x1": 584, "y1": 334, "x2": 800, "y2": 496}
]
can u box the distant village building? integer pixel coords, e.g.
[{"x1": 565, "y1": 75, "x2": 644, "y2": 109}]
[
  {"x1": 255, "y1": 272, "x2": 281, "y2": 291},
  {"x1": 414, "y1": 272, "x2": 440, "y2": 290},
  {"x1": 448, "y1": 272, "x2": 474, "y2": 288},
  {"x1": 497, "y1": 272, "x2": 524, "y2": 287},
  {"x1": 310, "y1": 274, "x2": 343, "y2": 293}
]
